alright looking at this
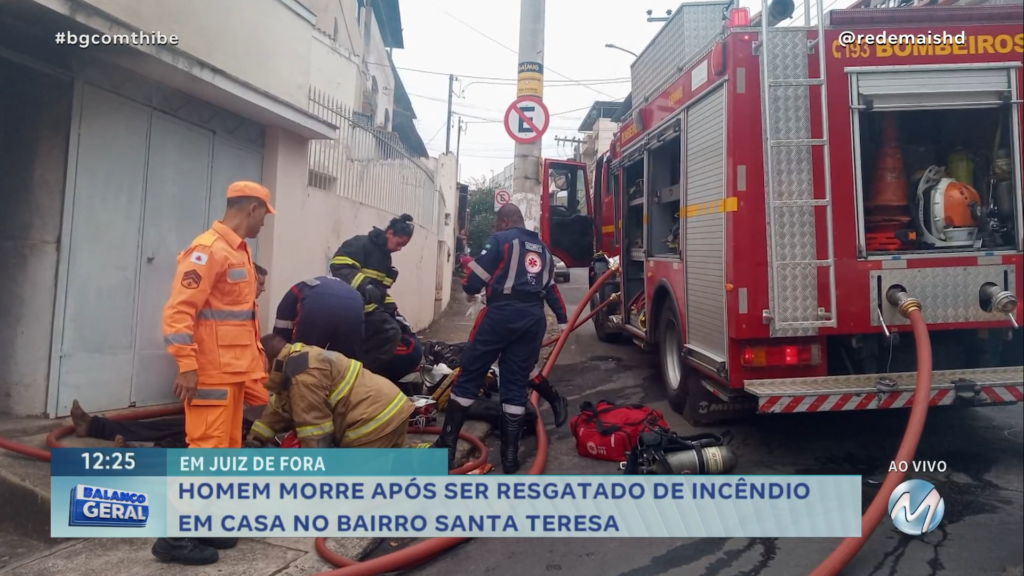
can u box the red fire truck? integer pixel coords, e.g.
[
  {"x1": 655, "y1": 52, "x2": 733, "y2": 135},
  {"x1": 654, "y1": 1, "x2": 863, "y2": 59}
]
[{"x1": 543, "y1": 1, "x2": 1024, "y2": 425}]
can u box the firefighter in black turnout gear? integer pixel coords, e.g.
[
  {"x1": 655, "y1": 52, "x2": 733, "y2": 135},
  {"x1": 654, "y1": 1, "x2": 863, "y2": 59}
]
[
  {"x1": 330, "y1": 214, "x2": 420, "y2": 378},
  {"x1": 272, "y1": 276, "x2": 365, "y2": 360},
  {"x1": 434, "y1": 204, "x2": 570, "y2": 474}
]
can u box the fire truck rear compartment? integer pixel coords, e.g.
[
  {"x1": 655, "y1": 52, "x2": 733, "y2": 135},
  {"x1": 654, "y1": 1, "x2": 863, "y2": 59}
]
[{"x1": 857, "y1": 106, "x2": 1020, "y2": 256}]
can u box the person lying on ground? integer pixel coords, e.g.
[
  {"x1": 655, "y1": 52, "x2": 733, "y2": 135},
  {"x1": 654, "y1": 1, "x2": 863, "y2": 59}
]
[
  {"x1": 70, "y1": 400, "x2": 266, "y2": 448},
  {"x1": 245, "y1": 334, "x2": 415, "y2": 448}
]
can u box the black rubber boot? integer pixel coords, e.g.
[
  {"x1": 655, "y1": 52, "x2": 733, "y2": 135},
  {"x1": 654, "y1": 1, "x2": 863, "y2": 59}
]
[
  {"x1": 198, "y1": 538, "x2": 238, "y2": 549},
  {"x1": 151, "y1": 538, "x2": 218, "y2": 565},
  {"x1": 530, "y1": 374, "x2": 569, "y2": 428},
  {"x1": 500, "y1": 411, "x2": 525, "y2": 474},
  {"x1": 433, "y1": 401, "x2": 470, "y2": 470}
]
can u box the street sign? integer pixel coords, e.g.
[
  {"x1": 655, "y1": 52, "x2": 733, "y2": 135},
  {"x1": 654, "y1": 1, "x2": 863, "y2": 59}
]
[
  {"x1": 504, "y1": 96, "x2": 550, "y2": 144},
  {"x1": 494, "y1": 188, "x2": 511, "y2": 212}
]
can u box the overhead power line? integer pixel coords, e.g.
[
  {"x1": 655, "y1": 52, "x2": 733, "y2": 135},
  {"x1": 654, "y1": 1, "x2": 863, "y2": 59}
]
[
  {"x1": 367, "y1": 60, "x2": 629, "y2": 84},
  {"x1": 439, "y1": 10, "x2": 619, "y2": 99}
]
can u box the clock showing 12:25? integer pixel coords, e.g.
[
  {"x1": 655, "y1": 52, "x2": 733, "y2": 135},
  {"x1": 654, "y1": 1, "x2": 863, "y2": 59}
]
[{"x1": 81, "y1": 451, "x2": 137, "y2": 470}]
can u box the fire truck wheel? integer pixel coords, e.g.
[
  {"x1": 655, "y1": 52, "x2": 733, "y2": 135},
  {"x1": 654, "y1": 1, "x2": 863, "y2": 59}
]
[{"x1": 656, "y1": 298, "x2": 690, "y2": 414}]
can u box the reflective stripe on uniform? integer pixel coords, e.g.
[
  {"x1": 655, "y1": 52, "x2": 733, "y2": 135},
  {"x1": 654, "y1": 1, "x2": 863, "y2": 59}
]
[
  {"x1": 274, "y1": 319, "x2": 294, "y2": 329},
  {"x1": 296, "y1": 421, "x2": 335, "y2": 439},
  {"x1": 227, "y1": 267, "x2": 249, "y2": 282},
  {"x1": 364, "y1": 303, "x2": 377, "y2": 313},
  {"x1": 163, "y1": 333, "x2": 193, "y2": 346},
  {"x1": 343, "y1": 392, "x2": 408, "y2": 442},
  {"x1": 329, "y1": 360, "x2": 363, "y2": 407},
  {"x1": 331, "y1": 256, "x2": 360, "y2": 268},
  {"x1": 382, "y1": 277, "x2": 394, "y2": 287},
  {"x1": 468, "y1": 260, "x2": 491, "y2": 281},
  {"x1": 302, "y1": 277, "x2": 320, "y2": 286},
  {"x1": 360, "y1": 268, "x2": 389, "y2": 282},
  {"x1": 384, "y1": 296, "x2": 395, "y2": 305},
  {"x1": 504, "y1": 239, "x2": 521, "y2": 294},
  {"x1": 250, "y1": 421, "x2": 274, "y2": 438},
  {"x1": 350, "y1": 273, "x2": 368, "y2": 289},
  {"x1": 194, "y1": 387, "x2": 228, "y2": 400},
  {"x1": 197, "y1": 308, "x2": 256, "y2": 321},
  {"x1": 542, "y1": 253, "x2": 551, "y2": 287}
]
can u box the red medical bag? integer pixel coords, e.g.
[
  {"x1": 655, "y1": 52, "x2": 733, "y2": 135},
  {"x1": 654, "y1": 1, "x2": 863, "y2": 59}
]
[{"x1": 569, "y1": 400, "x2": 669, "y2": 462}]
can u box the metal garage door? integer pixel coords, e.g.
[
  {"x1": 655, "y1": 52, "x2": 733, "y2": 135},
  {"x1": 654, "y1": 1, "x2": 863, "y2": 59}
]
[
  {"x1": 852, "y1": 64, "x2": 1015, "y2": 111},
  {"x1": 53, "y1": 83, "x2": 264, "y2": 416}
]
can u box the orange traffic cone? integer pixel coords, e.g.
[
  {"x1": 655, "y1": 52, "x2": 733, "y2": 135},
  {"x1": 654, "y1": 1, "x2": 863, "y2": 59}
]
[{"x1": 865, "y1": 114, "x2": 911, "y2": 233}]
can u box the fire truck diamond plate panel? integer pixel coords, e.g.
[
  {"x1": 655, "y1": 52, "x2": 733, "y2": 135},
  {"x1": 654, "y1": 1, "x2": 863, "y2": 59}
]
[
  {"x1": 763, "y1": 29, "x2": 822, "y2": 338},
  {"x1": 869, "y1": 266, "x2": 1017, "y2": 326},
  {"x1": 630, "y1": 2, "x2": 730, "y2": 105}
]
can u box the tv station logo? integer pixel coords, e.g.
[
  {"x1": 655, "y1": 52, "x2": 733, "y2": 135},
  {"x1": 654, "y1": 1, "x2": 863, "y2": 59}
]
[
  {"x1": 69, "y1": 484, "x2": 149, "y2": 528},
  {"x1": 888, "y1": 479, "x2": 945, "y2": 536}
]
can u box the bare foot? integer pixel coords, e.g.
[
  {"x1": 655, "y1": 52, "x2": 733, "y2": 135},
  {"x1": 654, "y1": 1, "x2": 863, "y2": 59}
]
[
  {"x1": 70, "y1": 400, "x2": 92, "y2": 437},
  {"x1": 112, "y1": 435, "x2": 125, "y2": 448}
]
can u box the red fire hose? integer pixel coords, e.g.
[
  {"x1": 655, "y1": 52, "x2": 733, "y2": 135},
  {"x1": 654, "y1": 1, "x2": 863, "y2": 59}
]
[
  {"x1": 309, "y1": 267, "x2": 618, "y2": 576},
  {"x1": 809, "y1": 304, "x2": 933, "y2": 576},
  {"x1": 0, "y1": 266, "x2": 620, "y2": 576}
]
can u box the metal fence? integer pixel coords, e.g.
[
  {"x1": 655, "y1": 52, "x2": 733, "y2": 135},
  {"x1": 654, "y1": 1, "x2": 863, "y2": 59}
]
[{"x1": 307, "y1": 86, "x2": 443, "y2": 234}]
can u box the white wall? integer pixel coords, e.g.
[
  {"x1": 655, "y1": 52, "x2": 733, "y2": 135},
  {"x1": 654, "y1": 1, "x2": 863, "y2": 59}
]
[
  {"x1": 363, "y1": 12, "x2": 395, "y2": 128},
  {"x1": 436, "y1": 154, "x2": 459, "y2": 312},
  {"x1": 304, "y1": 0, "x2": 395, "y2": 127},
  {"x1": 76, "y1": 0, "x2": 315, "y2": 109},
  {"x1": 310, "y1": 30, "x2": 362, "y2": 109}
]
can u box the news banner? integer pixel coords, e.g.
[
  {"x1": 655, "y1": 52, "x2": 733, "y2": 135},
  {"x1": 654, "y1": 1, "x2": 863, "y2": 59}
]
[{"x1": 52, "y1": 448, "x2": 862, "y2": 538}]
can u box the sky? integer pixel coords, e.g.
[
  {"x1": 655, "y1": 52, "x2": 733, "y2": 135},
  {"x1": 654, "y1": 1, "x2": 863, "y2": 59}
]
[
  {"x1": 387, "y1": 0, "x2": 851, "y2": 181},
  {"x1": 390, "y1": 0, "x2": 666, "y2": 182},
  {"x1": 390, "y1": 0, "x2": 853, "y2": 183}
]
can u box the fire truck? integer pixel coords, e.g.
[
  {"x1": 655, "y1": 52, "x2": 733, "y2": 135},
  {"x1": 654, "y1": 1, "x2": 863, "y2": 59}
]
[{"x1": 541, "y1": 0, "x2": 1024, "y2": 425}]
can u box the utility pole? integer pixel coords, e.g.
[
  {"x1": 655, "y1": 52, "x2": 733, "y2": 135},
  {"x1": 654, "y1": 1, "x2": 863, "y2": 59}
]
[
  {"x1": 455, "y1": 117, "x2": 465, "y2": 181},
  {"x1": 554, "y1": 136, "x2": 585, "y2": 161},
  {"x1": 445, "y1": 74, "x2": 455, "y2": 154},
  {"x1": 511, "y1": 0, "x2": 545, "y2": 233}
]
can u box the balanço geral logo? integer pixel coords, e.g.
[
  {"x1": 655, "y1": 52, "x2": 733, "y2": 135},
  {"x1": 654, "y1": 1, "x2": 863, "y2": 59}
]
[{"x1": 888, "y1": 479, "x2": 945, "y2": 536}]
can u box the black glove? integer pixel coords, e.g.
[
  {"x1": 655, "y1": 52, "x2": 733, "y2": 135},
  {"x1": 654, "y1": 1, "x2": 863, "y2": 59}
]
[
  {"x1": 389, "y1": 267, "x2": 399, "y2": 283},
  {"x1": 364, "y1": 285, "x2": 383, "y2": 306}
]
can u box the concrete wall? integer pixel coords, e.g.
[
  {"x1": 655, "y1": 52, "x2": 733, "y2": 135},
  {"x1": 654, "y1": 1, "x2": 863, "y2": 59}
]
[
  {"x1": 0, "y1": 61, "x2": 73, "y2": 415},
  {"x1": 263, "y1": 152, "x2": 459, "y2": 333},
  {"x1": 436, "y1": 154, "x2": 458, "y2": 312},
  {"x1": 77, "y1": 0, "x2": 314, "y2": 108},
  {"x1": 303, "y1": 0, "x2": 394, "y2": 126},
  {"x1": 310, "y1": 31, "x2": 362, "y2": 109}
]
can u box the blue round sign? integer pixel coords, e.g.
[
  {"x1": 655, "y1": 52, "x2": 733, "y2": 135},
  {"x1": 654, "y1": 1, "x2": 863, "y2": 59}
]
[{"x1": 888, "y1": 479, "x2": 945, "y2": 535}]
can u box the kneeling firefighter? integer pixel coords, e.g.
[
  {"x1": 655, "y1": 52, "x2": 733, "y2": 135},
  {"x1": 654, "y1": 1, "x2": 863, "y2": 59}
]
[
  {"x1": 247, "y1": 334, "x2": 415, "y2": 448},
  {"x1": 433, "y1": 203, "x2": 570, "y2": 474},
  {"x1": 330, "y1": 214, "x2": 415, "y2": 376}
]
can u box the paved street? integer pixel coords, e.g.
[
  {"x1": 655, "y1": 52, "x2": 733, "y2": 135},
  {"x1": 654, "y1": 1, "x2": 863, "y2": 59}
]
[{"x1": 402, "y1": 268, "x2": 1024, "y2": 576}]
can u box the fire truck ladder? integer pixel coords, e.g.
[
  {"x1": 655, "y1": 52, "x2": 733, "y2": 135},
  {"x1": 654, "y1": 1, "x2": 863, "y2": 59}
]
[{"x1": 758, "y1": 0, "x2": 837, "y2": 334}]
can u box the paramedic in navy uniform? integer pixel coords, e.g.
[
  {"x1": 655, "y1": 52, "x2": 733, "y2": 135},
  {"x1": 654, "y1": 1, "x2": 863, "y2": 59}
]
[{"x1": 433, "y1": 203, "x2": 569, "y2": 473}]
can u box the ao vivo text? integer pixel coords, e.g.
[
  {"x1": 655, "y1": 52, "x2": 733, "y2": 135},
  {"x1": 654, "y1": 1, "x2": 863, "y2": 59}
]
[{"x1": 889, "y1": 460, "x2": 947, "y2": 473}]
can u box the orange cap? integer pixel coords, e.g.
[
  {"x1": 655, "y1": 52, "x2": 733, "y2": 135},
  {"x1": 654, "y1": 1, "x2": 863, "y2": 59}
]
[{"x1": 226, "y1": 181, "x2": 276, "y2": 214}]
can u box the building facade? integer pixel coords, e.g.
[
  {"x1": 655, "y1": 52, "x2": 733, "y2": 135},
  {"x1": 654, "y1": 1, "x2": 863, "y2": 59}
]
[{"x1": 0, "y1": 0, "x2": 455, "y2": 418}]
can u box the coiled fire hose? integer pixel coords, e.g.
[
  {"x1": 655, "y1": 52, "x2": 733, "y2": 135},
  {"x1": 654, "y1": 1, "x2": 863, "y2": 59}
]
[{"x1": 0, "y1": 266, "x2": 620, "y2": 576}]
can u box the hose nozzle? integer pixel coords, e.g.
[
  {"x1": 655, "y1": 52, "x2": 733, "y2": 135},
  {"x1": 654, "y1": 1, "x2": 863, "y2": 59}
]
[
  {"x1": 886, "y1": 286, "x2": 922, "y2": 319},
  {"x1": 979, "y1": 283, "x2": 1018, "y2": 315},
  {"x1": 979, "y1": 283, "x2": 1018, "y2": 327}
]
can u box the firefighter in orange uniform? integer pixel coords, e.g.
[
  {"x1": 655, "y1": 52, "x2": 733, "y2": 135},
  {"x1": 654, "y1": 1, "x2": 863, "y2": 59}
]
[
  {"x1": 153, "y1": 181, "x2": 273, "y2": 566},
  {"x1": 246, "y1": 334, "x2": 415, "y2": 449}
]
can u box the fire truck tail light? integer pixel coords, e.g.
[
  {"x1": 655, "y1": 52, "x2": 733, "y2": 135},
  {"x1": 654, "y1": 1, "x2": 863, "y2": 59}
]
[
  {"x1": 741, "y1": 344, "x2": 821, "y2": 367},
  {"x1": 727, "y1": 7, "x2": 750, "y2": 27}
]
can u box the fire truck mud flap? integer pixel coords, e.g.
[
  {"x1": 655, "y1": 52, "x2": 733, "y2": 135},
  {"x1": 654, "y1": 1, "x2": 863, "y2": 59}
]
[{"x1": 744, "y1": 366, "x2": 1023, "y2": 414}]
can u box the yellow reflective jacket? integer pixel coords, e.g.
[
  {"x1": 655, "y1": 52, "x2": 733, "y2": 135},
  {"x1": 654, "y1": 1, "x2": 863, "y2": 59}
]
[{"x1": 248, "y1": 343, "x2": 414, "y2": 447}]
